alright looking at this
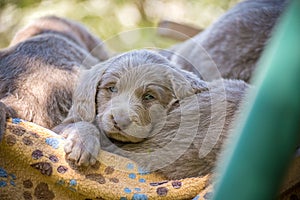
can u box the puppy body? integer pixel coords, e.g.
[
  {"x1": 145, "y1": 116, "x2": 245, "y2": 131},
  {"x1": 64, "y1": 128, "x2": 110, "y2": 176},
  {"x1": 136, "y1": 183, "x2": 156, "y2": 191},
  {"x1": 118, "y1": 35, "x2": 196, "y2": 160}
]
[
  {"x1": 55, "y1": 50, "x2": 208, "y2": 166},
  {"x1": 162, "y1": 0, "x2": 287, "y2": 82},
  {"x1": 110, "y1": 79, "x2": 249, "y2": 179},
  {"x1": 56, "y1": 50, "x2": 250, "y2": 179},
  {"x1": 0, "y1": 16, "x2": 109, "y2": 139}
]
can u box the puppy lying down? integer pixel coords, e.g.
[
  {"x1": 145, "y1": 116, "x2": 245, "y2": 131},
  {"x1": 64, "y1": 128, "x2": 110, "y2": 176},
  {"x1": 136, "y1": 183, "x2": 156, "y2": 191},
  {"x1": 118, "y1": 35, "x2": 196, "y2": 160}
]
[
  {"x1": 0, "y1": 16, "x2": 110, "y2": 140},
  {"x1": 54, "y1": 50, "x2": 249, "y2": 179}
]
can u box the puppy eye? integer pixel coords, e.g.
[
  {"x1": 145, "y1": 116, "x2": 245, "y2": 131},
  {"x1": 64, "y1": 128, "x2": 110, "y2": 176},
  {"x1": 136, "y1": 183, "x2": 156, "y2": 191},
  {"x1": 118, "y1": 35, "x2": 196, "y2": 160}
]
[
  {"x1": 143, "y1": 93, "x2": 155, "y2": 101},
  {"x1": 108, "y1": 86, "x2": 118, "y2": 93}
]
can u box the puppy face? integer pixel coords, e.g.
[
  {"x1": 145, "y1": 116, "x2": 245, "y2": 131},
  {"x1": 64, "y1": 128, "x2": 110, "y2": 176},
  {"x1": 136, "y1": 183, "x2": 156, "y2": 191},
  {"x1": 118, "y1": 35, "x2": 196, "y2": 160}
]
[
  {"x1": 68, "y1": 50, "x2": 208, "y2": 143},
  {"x1": 96, "y1": 64, "x2": 177, "y2": 142}
]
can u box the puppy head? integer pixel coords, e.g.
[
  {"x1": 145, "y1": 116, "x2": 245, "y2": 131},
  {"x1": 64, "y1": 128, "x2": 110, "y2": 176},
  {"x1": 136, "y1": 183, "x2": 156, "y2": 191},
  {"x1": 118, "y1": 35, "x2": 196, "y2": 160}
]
[{"x1": 68, "y1": 50, "x2": 208, "y2": 142}]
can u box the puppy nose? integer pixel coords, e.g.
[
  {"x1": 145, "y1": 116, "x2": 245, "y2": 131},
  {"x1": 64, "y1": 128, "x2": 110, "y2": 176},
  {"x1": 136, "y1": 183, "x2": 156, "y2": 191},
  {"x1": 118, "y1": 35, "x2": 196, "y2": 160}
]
[{"x1": 112, "y1": 113, "x2": 131, "y2": 130}]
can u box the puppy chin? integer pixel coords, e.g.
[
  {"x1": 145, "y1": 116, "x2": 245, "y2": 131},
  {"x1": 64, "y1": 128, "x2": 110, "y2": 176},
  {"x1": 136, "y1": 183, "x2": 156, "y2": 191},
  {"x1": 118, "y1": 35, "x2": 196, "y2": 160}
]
[
  {"x1": 97, "y1": 113, "x2": 151, "y2": 143},
  {"x1": 106, "y1": 131, "x2": 145, "y2": 143}
]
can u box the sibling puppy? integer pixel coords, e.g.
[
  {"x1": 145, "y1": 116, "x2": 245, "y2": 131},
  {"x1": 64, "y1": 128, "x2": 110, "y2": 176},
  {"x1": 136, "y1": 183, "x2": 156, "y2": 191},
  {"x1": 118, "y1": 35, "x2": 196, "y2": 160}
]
[
  {"x1": 0, "y1": 16, "x2": 110, "y2": 140},
  {"x1": 10, "y1": 15, "x2": 110, "y2": 61},
  {"x1": 162, "y1": 0, "x2": 287, "y2": 82},
  {"x1": 56, "y1": 50, "x2": 249, "y2": 179}
]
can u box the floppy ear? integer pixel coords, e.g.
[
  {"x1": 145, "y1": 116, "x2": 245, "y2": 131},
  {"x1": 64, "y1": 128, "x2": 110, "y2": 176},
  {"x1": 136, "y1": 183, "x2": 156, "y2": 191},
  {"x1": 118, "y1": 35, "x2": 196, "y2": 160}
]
[
  {"x1": 169, "y1": 68, "x2": 208, "y2": 100},
  {"x1": 64, "y1": 63, "x2": 107, "y2": 124}
]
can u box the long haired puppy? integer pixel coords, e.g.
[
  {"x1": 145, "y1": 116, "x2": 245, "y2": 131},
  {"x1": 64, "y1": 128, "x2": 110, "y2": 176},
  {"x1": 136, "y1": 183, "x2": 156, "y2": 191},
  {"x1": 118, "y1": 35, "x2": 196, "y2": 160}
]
[
  {"x1": 55, "y1": 50, "x2": 250, "y2": 179},
  {"x1": 162, "y1": 0, "x2": 287, "y2": 82},
  {"x1": 0, "y1": 16, "x2": 110, "y2": 140}
]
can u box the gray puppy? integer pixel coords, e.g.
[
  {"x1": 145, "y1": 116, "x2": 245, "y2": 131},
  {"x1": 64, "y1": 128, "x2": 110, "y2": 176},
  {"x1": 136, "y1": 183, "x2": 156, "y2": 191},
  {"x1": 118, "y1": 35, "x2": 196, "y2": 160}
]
[
  {"x1": 55, "y1": 50, "x2": 250, "y2": 179},
  {"x1": 0, "y1": 16, "x2": 110, "y2": 140},
  {"x1": 161, "y1": 0, "x2": 288, "y2": 82}
]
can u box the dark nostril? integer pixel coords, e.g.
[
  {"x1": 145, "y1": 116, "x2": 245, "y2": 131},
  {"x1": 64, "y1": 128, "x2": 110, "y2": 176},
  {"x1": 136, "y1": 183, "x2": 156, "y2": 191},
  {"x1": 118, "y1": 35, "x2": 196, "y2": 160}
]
[
  {"x1": 111, "y1": 115, "x2": 117, "y2": 124},
  {"x1": 111, "y1": 115, "x2": 120, "y2": 130}
]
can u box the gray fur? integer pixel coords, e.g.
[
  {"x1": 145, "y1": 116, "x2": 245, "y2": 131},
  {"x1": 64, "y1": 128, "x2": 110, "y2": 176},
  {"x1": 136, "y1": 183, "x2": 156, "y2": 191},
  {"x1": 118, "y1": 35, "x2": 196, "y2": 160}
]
[
  {"x1": 10, "y1": 15, "x2": 110, "y2": 61},
  {"x1": 0, "y1": 16, "x2": 109, "y2": 139},
  {"x1": 161, "y1": 0, "x2": 288, "y2": 82},
  {"x1": 56, "y1": 50, "x2": 250, "y2": 179},
  {"x1": 107, "y1": 78, "x2": 250, "y2": 179}
]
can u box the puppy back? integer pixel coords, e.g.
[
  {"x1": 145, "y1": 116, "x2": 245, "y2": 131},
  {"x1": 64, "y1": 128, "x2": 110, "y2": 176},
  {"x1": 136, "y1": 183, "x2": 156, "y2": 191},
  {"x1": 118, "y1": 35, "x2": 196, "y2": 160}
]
[{"x1": 10, "y1": 16, "x2": 110, "y2": 61}]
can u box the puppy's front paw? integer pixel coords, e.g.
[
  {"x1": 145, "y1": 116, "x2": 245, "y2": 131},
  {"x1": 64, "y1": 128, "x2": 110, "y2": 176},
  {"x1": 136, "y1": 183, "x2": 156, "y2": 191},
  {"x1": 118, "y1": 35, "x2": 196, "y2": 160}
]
[{"x1": 63, "y1": 128, "x2": 100, "y2": 166}]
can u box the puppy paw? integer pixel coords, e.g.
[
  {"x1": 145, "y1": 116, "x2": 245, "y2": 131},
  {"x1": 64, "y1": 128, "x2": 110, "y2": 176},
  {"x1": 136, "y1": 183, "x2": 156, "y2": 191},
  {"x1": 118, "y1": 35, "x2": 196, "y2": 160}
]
[{"x1": 62, "y1": 127, "x2": 100, "y2": 166}]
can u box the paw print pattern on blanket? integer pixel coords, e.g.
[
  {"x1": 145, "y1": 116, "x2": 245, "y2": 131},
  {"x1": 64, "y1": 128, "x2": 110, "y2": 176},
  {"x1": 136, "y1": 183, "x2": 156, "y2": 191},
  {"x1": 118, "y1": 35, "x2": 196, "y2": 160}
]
[{"x1": 0, "y1": 118, "x2": 212, "y2": 199}]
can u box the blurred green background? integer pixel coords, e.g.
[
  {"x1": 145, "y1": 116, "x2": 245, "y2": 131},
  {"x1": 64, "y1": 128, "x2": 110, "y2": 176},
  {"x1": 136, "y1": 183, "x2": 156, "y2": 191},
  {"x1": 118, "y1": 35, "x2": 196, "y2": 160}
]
[{"x1": 0, "y1": 0, "x2": 240, "y2": 52}]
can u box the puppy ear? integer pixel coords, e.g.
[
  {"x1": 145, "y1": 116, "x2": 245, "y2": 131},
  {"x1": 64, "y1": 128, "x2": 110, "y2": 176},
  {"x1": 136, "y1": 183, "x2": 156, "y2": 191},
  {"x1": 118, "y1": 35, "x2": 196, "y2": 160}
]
[
  {"x1": 65, "y1": 63, "x2": 107, "y2": 123},
  {"x1": 169, "y1": 68, "x2": 208, "y2": 100}
]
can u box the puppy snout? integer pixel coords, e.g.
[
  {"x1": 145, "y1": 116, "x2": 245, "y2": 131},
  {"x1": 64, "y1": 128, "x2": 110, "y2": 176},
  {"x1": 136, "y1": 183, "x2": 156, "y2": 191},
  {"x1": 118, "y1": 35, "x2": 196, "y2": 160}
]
[{"x1": 112, "y1": 112, "x2": 131, "y2": 130}]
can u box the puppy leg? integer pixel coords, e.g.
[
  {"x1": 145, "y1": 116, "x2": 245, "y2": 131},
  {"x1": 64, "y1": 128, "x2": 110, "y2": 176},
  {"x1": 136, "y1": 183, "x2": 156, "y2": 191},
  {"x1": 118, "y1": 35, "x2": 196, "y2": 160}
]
[
  {"x1": 0, "y1": 102, "x2": 16, "y2": 141},
  {"x1": 58, "y1": 121, "x2": 101, "y2": 166}
]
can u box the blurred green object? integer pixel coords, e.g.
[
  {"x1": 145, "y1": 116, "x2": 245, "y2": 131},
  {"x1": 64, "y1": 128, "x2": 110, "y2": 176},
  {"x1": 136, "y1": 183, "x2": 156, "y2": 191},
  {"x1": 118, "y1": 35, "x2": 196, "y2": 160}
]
[{"x1": 213, "y1": 0, "x2": 300, "y2": 199}]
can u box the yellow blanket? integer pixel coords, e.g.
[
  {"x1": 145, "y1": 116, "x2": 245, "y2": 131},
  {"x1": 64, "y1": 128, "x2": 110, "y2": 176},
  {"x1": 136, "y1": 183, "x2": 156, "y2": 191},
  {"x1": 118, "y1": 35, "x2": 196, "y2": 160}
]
[
  {"x1": 1, "y1": 118, "x2": 300, "y2": 199},
  {"x1": 0, "y1": 118, "x2": 212, "y2": 200}
]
